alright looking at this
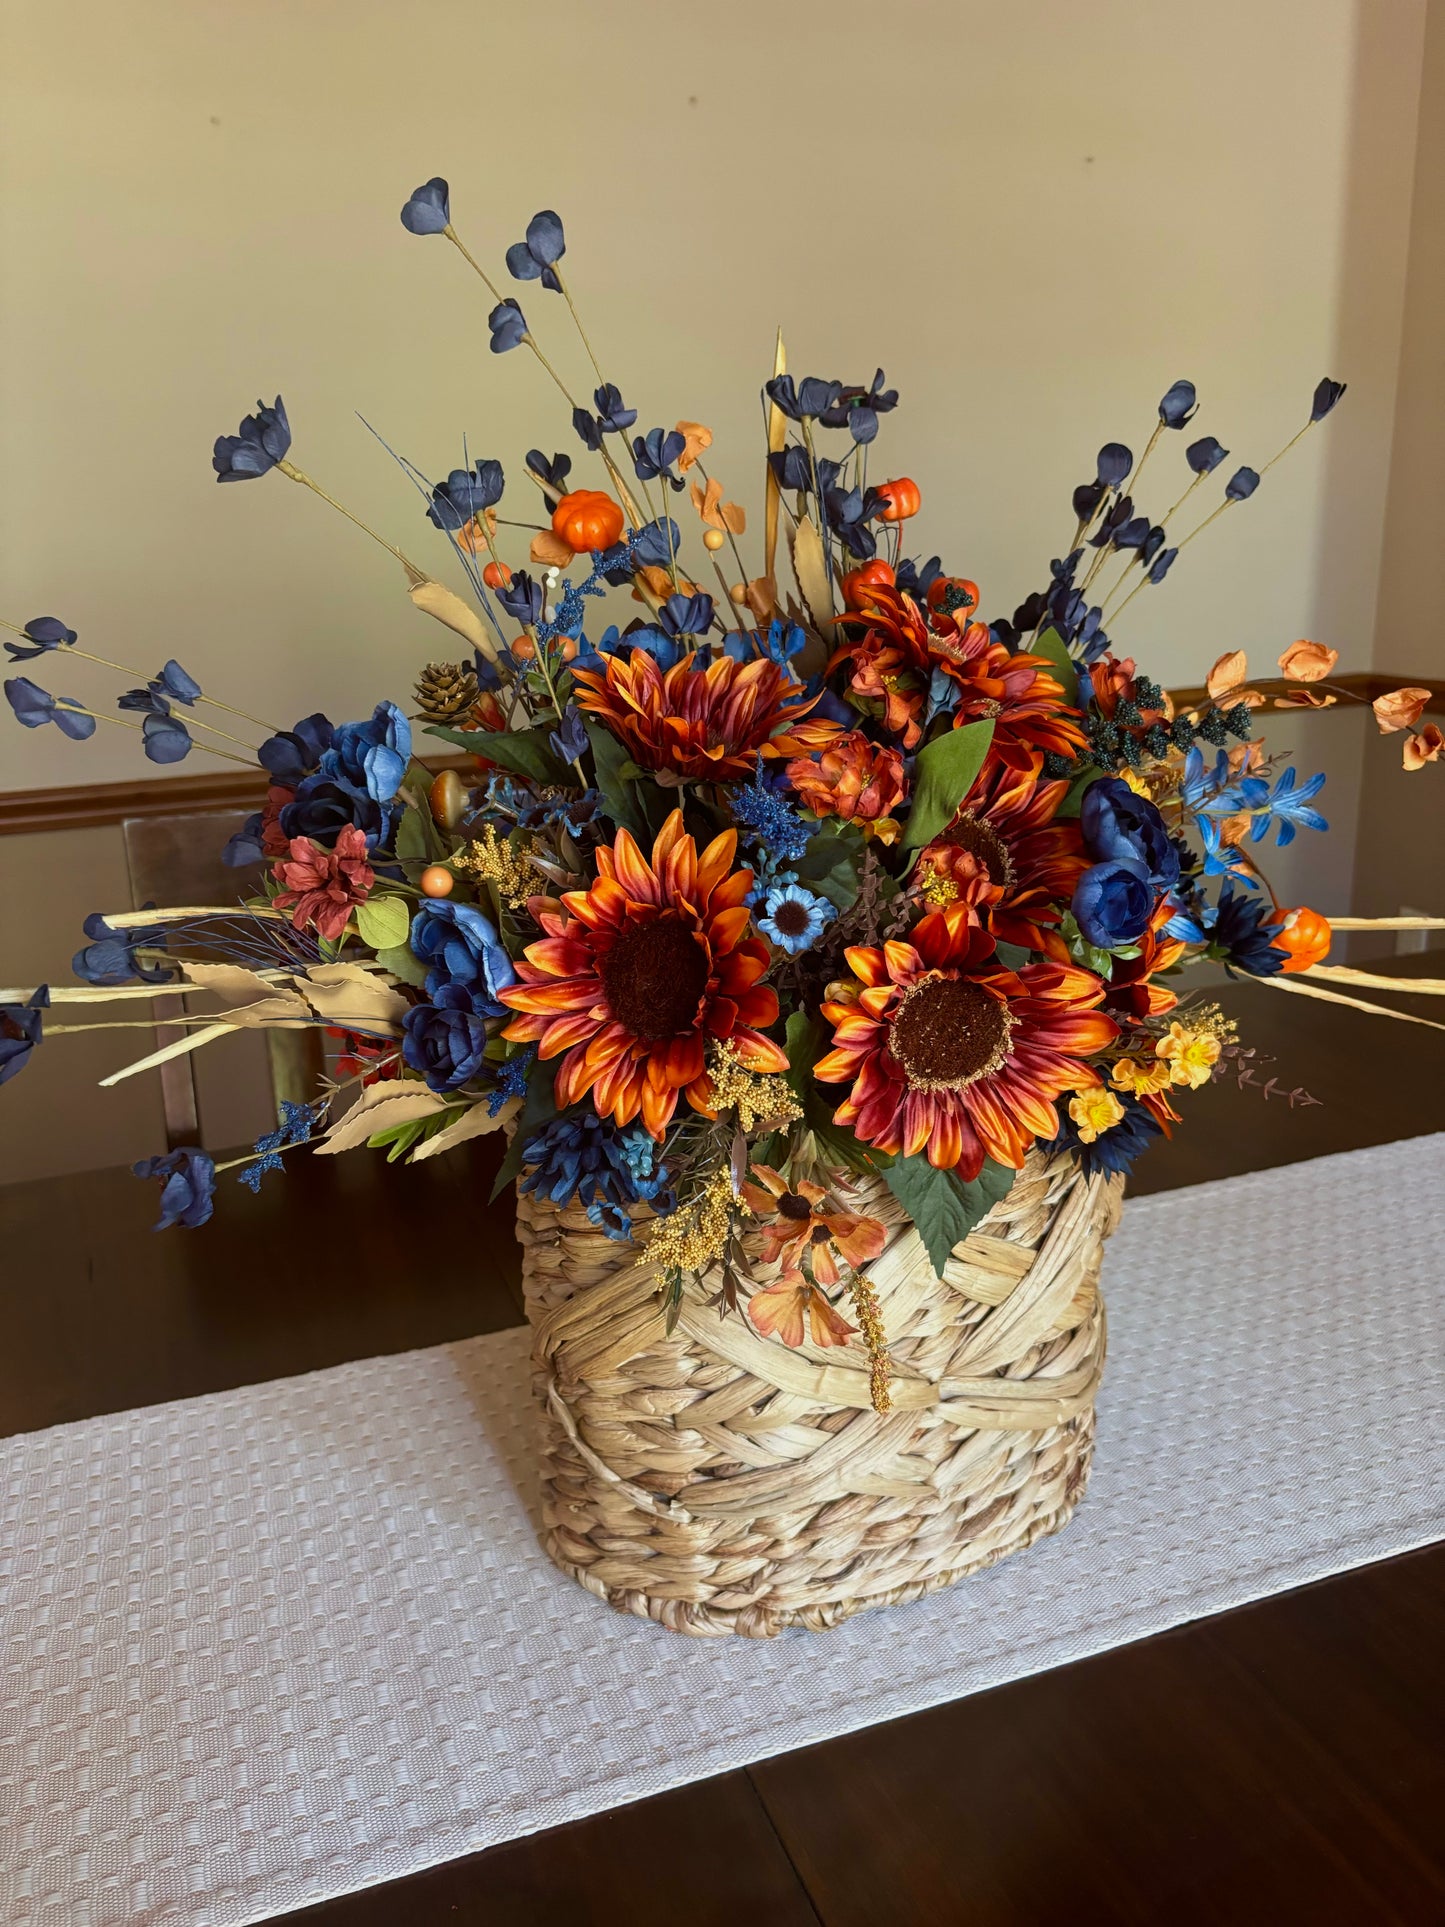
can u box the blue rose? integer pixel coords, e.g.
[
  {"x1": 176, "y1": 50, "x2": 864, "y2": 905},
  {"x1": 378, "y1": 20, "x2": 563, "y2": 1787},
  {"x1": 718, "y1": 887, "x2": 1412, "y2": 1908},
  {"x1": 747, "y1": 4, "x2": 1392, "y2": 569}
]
[
  {"x1": 1072, "y1": 860, "x2": 1154, "y2": 949},
  {"x1": 402, "y1": 982, "x2": 493, "y2": 1092},
  {"x1": 410, "y1": 900, "x2": 516, "y2": 1006},
  {"x1": 279, "y1": 771, "x2": 392, "y2": 850},
  {"x1": 1080, "y1": 777, "x2": 1180, "y2": 889},
  {"x1": 259, "y1": 712, "x2": 334, "y2": 784},
  {"x1": 322, "y1": 701, "x2": 412, "y2": 805},
  {"x1": 133, "y1": 1147, "x2": 216, "y2": 1229}
]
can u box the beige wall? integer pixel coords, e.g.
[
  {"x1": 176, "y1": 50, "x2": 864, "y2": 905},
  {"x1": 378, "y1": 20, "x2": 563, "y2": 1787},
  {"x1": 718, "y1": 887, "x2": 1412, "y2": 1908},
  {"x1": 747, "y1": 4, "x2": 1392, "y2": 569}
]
[
  {"x1": 2, "y1": 0, "x2": 1440, "y2": 1177},
  {"x1": 0, "y1": 0, "x2": 1428, "y2": 798}
]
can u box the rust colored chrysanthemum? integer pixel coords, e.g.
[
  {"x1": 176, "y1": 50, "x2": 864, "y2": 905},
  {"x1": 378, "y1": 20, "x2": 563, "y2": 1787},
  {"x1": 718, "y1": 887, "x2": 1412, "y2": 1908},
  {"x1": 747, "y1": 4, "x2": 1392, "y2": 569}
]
[
  {"x1": 785, "y1": 729, "x2": 907, "y2": 838},
  {"x1": 814, "y1": 904, "x2": 1117, "y2": 1176},
  {"x1": 915, "y1": 761, "x2": 1087, "y2": 955},
  {"x1": 499, "y1": 809, "x2": 786, "y2": 1137},
  {"x1": 830, "y1": 585, "x2": 1086, "y2": 768},
  {"x1": 571, "y1": 648, "x2": 840, "y2": 782}
]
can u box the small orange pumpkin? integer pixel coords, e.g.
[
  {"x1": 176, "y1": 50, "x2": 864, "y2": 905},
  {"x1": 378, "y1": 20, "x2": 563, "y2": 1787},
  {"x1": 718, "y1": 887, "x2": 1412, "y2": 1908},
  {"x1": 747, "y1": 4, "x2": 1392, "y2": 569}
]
[
  {"x1": 552, "y1": 489, "x2": 625, "y2": 554},
  {"x1": 876, "y1": 477, "x2": 921, "y2": 522},
  {"x1": 840, "y1": 559, "x2": 896, "y2": 610},
  {"x1": 925, "y1": 575, "x2": 980, "y2": 617},
  {"x1": 1268, "y1": 905, "x2": 1332, "y2": 973}
]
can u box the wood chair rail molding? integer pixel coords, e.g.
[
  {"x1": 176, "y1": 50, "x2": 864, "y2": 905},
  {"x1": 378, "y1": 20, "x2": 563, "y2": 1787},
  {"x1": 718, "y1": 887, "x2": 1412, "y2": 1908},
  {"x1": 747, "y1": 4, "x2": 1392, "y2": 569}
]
[{"x1": 1, "y1": 675, "x2": 1440, "y2": 838}]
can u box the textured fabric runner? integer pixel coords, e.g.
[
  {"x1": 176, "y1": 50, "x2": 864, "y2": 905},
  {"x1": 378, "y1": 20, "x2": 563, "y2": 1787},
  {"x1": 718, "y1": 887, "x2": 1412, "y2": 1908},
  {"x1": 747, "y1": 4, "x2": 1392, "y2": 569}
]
[{"x1": 2, "y1": 1135, "x2": 1443, "y2": 1926}]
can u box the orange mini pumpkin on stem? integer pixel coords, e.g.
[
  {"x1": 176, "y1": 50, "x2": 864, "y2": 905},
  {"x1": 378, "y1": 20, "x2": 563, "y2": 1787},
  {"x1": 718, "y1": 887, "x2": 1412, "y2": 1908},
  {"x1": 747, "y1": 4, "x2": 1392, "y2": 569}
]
[{"x1": 552, "y1": 489, "x2": 625, "y2": 554}]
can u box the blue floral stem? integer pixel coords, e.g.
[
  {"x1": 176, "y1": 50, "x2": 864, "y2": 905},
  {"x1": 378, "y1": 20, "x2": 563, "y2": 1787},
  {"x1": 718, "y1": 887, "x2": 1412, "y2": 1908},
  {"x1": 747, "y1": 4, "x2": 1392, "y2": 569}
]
[
  {"x1": 52, "y1": 702, "x2": 257, "y2": 768},
  {"x1": 275, "y1": 462, "x2": 429, "y2": 584}
]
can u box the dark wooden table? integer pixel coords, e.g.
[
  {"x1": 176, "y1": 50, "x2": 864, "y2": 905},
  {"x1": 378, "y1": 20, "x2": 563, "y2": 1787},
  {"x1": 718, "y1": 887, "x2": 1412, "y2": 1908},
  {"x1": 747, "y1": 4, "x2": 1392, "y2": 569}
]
[{"x1": 3, "y1": 959, "x2": 1443, "y2": 1925}]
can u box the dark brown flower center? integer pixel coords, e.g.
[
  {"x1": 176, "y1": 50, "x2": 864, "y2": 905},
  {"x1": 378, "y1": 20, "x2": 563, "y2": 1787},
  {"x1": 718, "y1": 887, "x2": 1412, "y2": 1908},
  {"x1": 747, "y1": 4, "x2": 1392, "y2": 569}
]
[
  {"x1": 940, "y1": 812, "x2": 1015, "y2": 888},
  {"x1": 778, "y1": 1192, "x2": 812, "y2": 1221},
  {"x1": 890, "y1": 976, "x2": 1014, "y2": 1091},
  {"x1": 770, "y1": 899, "x2": 813, "y2": 937},
  {"x1": 601, "y1": 917, "x2": 709, "y2": 1041}
]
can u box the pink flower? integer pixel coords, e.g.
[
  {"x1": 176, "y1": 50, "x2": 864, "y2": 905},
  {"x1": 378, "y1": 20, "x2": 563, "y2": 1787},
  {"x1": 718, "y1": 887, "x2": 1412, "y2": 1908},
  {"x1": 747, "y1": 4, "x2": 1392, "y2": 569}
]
[{"x1": 271, "y1": 825, "x2": 375, "y2": 942}]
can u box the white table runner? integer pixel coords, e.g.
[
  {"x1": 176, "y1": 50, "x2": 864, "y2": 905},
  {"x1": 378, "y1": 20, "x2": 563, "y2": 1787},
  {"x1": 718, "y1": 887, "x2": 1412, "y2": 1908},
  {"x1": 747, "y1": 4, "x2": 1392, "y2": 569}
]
[{"x1": 3, "y1": 1134, "x2": 1443, "y2": 1927}]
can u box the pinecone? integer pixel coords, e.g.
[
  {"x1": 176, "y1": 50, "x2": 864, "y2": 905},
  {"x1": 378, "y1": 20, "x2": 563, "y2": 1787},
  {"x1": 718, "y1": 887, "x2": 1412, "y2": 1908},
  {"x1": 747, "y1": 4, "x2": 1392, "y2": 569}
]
[{"x1": 414, "y1": 661, "x2": 480, "y2": 723}]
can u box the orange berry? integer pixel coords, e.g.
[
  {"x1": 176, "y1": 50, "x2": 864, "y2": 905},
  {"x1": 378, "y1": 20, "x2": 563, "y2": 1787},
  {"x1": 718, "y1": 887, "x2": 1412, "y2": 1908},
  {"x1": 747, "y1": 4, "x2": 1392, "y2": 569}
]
[
  {"x1": 482, "y1": 560, "x2": 512, "y2": 589},
  {"x1": 419, "y1": 865, "x2": 455, "y2": 898}
]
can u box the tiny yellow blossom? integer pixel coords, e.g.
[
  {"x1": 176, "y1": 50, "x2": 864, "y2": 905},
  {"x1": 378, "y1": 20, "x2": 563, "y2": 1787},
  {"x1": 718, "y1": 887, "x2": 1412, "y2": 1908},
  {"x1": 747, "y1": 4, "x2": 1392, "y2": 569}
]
[
  {"x1": 1120, "y1": 768, "x2": 1151, "y2": 798},
  {"x1": 1069, "y1": 1087, "x2": 1126, "y2": 1144},
  {"x1": 1111, "y1": 1055, "x2": 1175, "y2": 1097},
  {"x1": 1156, "y1": 1021, "x2": 1222, "y2": 1089}
]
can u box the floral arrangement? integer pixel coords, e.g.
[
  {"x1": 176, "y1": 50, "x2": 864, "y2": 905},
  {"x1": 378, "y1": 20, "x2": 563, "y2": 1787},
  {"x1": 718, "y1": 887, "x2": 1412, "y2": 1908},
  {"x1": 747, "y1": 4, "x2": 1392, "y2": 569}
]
[{"x1": 5, "y1": 181, "x2": 1441, "y2": 1403}]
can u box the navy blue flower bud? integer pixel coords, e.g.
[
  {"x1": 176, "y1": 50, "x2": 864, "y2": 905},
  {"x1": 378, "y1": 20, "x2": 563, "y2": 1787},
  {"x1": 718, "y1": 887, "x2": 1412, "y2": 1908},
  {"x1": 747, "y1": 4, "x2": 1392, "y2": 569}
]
[
  {"x1": 1095, "y1": 443, "x2": 1133, "y2": 487},
  {"x1": 526, "y1": 449, "x2": 573, "y2": 495},
  {"x1": 4, "y1": 616, "x2": 76, "y2": 663},
  {"x1": 400, "y1": 178, "x2": 450, "y2": 236},
  {"x1": 213, "y1": 397, "x2": 291, "y2": 482},
  {"x1": 487, "y1": 300, "x2": 527, "y2": 354},
  {"x1": 505, "y1": 210, "x2": 566, "y2": 292},
  {"x1": 427, "y1": 460, "x2": 504, "y2": 531},
  {"x1": 1158, "y1": 379, "x2": 1198, "y2": 428},
  {"x1": 497, "y1": 570, "x2": 544, "y2": 625},
  {"x1": 4, "y1": 676, "x2": 95, "y2": 740},
  {"x1": 1186, "y1": 435, "x2": 1228, "y2": 475},
  {"x1": 1225, "y1": 466, "x2": 1260, "y2": 502},
  {"x1": 1310, "y1": 377, "x2": 1347, "y2": 422}
]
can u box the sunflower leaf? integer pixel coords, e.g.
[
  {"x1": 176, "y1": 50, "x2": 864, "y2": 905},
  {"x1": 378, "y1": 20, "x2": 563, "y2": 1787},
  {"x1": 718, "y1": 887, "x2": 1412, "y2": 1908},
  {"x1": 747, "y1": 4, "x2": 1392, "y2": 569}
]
[
  {"x1": 426, "y1": 722, "x2": 569, "y2": 786},
  {"x1": 1031, "y1": 626, "x2": 1079, "y2": 706},
  {"x1": 585, "y1": 720, "x2": 649, "y2": 842},
  {"x1": 900, "y1": 718, "x2": 996, "y2": 851},
  {"x1": 883, "y1": 1153, "x2": 1016, "y2": 1276},
  {"x1": 1055, "y1": 764, "x2": 1103, "y2": 818}
]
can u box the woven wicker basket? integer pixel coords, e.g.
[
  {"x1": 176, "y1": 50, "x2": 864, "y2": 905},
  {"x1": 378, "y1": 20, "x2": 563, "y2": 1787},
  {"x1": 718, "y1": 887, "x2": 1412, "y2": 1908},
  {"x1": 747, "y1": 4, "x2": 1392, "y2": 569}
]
[{"x1": 516, "y1": 1147, "x2": 1123, "y2": 1637}]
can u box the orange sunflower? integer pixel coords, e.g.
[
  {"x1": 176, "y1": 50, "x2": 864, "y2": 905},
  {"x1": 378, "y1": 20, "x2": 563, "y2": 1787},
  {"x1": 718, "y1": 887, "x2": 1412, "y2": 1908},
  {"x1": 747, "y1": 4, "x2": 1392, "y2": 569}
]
[
  {"x1": 499, "y1": 809, "x2": 786, "y2": 1136},
  {"x1": 571, "y1": 649, "x2": 840, "y2": 782},
  {"x1": 830, "y1": 585, "x2": 1086, "y2": 769},
  {"x1": 815, "y1": 904, "x2": 1118, "y2": 1176},
  {"x1": 914, "y1": 760, "x2": 1088, "y2": 956}
]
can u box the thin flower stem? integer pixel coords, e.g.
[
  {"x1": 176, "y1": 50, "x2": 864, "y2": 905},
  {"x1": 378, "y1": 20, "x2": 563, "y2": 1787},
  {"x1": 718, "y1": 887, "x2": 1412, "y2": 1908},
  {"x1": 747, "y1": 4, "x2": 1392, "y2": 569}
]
[
  {"x1": 693, "y1": 462, "x2": 752, "y2": 593},
  {"x1": 556, "y1": 273, "x2": 609, "y2": 392},
  {"x1": 1260, "y1": 419, "x2": 1315, "y2": 477},
  {"x1": 1159, "y1": 469, "x2": 1205, "y2": 528},
  {"x1": 1128, "y1": 419, "x2": 1164, "y2": 502},
  {"x1": 51, "y1": 703, "x2": 257, "y2": 768},
  {"x1": 275, "y1": 461, "x2": 428, "y2": 583},
  {"x1": 182, "y1": 713, "x2": 260, "y2": 752},
  {"x1": 711, "y1": 559, "x2": 752, "y2": 635},
  {"x1": 442, "y1": 225, "x2": 507, "y2": 304},
  {"x1": 799, "y1": 418, "x2": 837, "y2": 616}
]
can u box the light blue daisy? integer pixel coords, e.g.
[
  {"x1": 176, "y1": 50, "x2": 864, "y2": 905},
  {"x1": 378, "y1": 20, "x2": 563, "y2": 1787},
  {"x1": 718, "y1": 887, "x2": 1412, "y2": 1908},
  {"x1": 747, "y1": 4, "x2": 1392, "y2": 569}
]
[{"x1": 758, "y1": 883, "x2": 834, "y2": 955}]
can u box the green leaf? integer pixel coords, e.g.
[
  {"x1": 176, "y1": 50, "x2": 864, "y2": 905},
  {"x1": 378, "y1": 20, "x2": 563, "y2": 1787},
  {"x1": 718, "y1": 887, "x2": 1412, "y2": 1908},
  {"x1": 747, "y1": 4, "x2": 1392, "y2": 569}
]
[
  {"x1": 374, "y1": 940, "x2": 428, "y2": 990},
  {"x1": 992, "y1": 940, "x2": 1032, "y2": 971},
  {"x1": 901, "y1": 719, "x2": 996, "y2": 851},
  {"x1": 1031, "y1": 626, "x2": 1079, "y2": 707},
  {"x1": 781, "y1": 1010, "x2": 822, "y2": 1097},
  {"x1": 426, "y1": 722, "x2": 569, "y2": 786},
  {"x1": 585, "y1": 720, "x2": 648, "y2": 842},
  {"x1": 1056, "y1": 765, "x2": 1103, "y2": 818},
  {"x1": 792, "y1": 823, "x2": 865, "y2": 911},
  {"x1": 395, "y1": 807, "x2": 430, "y2": 869},
  {"x1": 488, "y1": 1053, "x2": 559, "y2": 1201},
  {"x1": 884, "y1": 1153, "x2": 1016, "y2": 1277},
  {"x1": 368, "y1": 1107, "x2": 461, "y2": 1163},
  {"x1": 355, "y1": 895, "x2": 412, "y2": 952}
]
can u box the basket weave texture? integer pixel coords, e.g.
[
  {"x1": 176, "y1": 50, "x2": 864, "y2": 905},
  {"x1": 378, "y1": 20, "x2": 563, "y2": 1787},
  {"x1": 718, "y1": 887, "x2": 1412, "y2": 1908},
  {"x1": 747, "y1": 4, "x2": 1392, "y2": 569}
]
[{"x1": 517, "y1": 1147, "x2": 1123, "y2": 1638}]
